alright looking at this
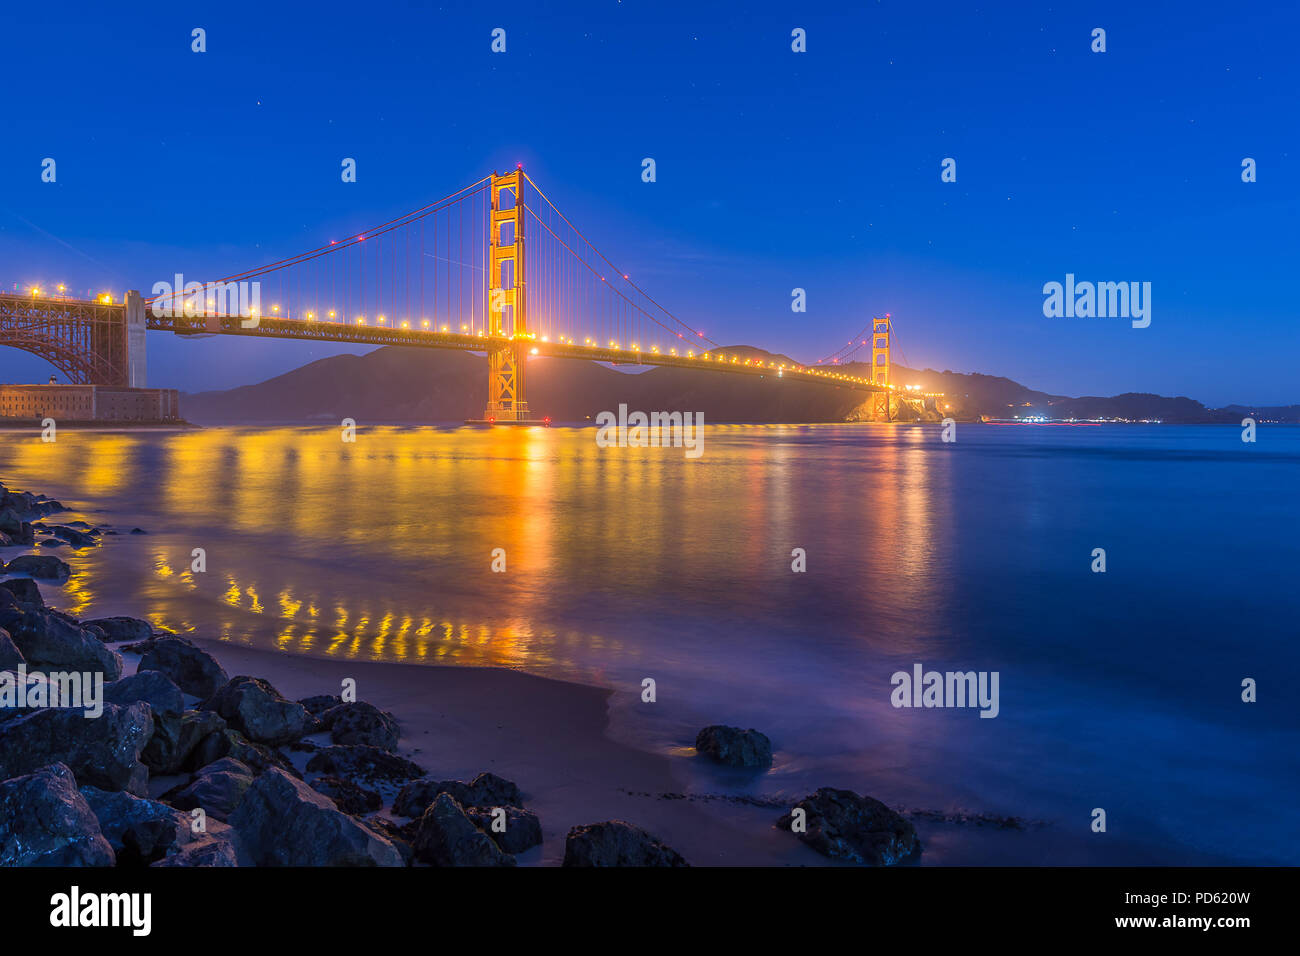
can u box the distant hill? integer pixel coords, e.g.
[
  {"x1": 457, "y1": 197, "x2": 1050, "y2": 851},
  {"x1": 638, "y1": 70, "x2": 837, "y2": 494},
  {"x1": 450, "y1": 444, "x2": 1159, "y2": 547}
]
[
  {"x1": 181, "y1": 345, "x2": 874, "y2": 424},
  {"x1": 837, "y1": 362, "x2": 1244, "y2": 423},
  {"x1": 181, "y1": 345, "x2": 1293, "y2": 424}
]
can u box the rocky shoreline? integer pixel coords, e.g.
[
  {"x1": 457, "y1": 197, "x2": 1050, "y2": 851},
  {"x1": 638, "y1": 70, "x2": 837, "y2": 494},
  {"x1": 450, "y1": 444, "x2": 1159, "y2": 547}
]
[{"x1": 1, "y1": 479, "x2": 922, "y2": 867}]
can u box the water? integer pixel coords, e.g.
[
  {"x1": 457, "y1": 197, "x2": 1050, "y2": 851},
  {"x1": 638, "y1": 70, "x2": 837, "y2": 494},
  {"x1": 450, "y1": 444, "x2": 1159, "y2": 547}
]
[{"x1": 3, "y1": 423, "x2": 1296, "y2": 864}]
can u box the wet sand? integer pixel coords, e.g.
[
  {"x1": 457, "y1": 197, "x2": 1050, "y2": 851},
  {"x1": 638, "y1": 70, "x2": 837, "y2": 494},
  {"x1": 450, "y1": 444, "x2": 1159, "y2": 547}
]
[{"x1": 176, "y1": 639, "x2": 825, "y2": 866}]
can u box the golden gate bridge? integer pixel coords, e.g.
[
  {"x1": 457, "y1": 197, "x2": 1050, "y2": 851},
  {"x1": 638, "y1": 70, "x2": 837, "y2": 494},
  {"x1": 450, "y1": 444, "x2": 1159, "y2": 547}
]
[{"x1": 0, "y1": 169, "x2": 924, "y2": 423}]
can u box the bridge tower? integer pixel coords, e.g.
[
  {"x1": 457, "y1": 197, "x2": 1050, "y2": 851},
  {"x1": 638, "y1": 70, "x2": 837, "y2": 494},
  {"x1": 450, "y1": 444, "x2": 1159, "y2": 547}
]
[
  {"x1": 483, "y1": 169, "x2": 531, "y2": 422},
  {"x1": 871, "y1": 314, "x2": 891, "y2": 421},
  {"x1": 124, "y1": 290, "x2": 147, "y2": 387}
]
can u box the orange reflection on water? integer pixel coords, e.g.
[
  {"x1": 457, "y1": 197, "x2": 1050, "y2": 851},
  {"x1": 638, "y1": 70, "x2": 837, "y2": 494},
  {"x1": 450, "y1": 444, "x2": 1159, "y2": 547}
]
[{"x1": 1, "y1": 423, "x2": 946, "y2": 683}]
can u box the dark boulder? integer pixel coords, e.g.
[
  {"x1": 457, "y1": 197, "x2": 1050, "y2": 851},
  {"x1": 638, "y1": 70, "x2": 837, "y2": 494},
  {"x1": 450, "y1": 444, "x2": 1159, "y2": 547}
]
[
  {"x1": 151, "y1": 834, "x2": 238, "y2": 867},
  {"x1": 695, "y1": 725, "x2": 773, "y2": 768},
  {"x1": 3, "y1": 554, "x2": 71, "y2": 582},
  {"x1": 298, "y1": 694, "x2": 342, "y2": 717},
  {"x1": 306, "y1": 745, "x2": 425, "y2": 788},
  {"x1": 142, "y1": 709, "x2": 227, "y2": 775},
  {"x1": 776, "y1": 788, "x2": 920, "y2": 865},
  {"x1": 0, "y1": 505, "x2": 34, "y2": 541},
  {"x1": 136, "y1": 635, "x2": 228, "y2": 698},
  {"x1": 0, "y1": 701, "x2": 154, "y2": 795},
  {"x1": 230, "y1": 768, "x2": 404, "y2": 866},
  {"x1": 79, "y1": 785, "x2": 195, "y2": 865},
  {"x1": 0, "y1": 604, "x2": 123, "y2": 678},
  {"x1": 162, "y1": 757, "x2": 256, "y2": 821},
  {"x1": 0, "y1": 627, "x2": 24, "y2": 670},
  {"x1": 105, "y1": 670, "x2": 184, "y2": 717},
  {"x1": 0, "y1": 578, "x2": 43, "y2": 607},
  {"x1": 84, "y1": 616, "x2": 154, "y2": 643},
  {"x1": 311, "y1": 775, "x2": 383, "y2": 815},
  {"x1": 0, "y1": 488, "x2": 41, "y2": 515},
  {"x1": 563, "y1": 821, "x2": 688, "y2": 867},
  {"x1": 44, "y1": 525, "x2": 97, "y2": 549},
  {"x1": 393, "y1": 771, "x2": 523, "y2": 818},
  {"x1": 189, "y1": 728, "x2": 299, "y2": 778},
  {"x1": 0, "y1": 763, "x2": 115, "y2": 866},
  {"x1": 466, "y1": 805, "x2": 543, "y2": 855},
  {"x1": 412, "y1": 793, "x2": 516, "y2": 867},
  {"x1": 320, "y1": 700, "x2": 400, "y2": 749},
  {"x1": 364, "y1": 816, "x2": 416, "y2": 866},
  {"x1": 201, "y1": 675, "x2": 311, "y2": 746}
]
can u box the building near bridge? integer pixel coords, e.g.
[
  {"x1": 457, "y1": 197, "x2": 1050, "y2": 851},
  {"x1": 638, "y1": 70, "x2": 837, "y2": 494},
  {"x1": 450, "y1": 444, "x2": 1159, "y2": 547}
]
[{"x1": 0, "y1": 384, "x2": 181, "y2": 423}]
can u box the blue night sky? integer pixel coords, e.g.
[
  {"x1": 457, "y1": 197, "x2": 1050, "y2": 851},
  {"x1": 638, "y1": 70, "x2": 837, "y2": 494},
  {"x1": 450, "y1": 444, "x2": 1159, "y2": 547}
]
[{"x1": 1, "y1": 1, "x2": 1296, "y2": 405}]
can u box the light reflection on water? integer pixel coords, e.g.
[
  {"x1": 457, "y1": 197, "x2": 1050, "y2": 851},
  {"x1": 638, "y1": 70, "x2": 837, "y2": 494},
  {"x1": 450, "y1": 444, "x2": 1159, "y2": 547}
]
[
  {"x1": 3, "y1": 423, "x2": 1297, "y2": 864},
  {"x1": 4, "y1": 424, "x2": 948, "y2": 675}
]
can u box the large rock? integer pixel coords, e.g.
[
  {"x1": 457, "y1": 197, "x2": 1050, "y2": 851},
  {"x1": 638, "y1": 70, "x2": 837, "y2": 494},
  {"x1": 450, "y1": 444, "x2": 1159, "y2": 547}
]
[
  {"x1": 695, "y1": 725, "x2": 773, "y2": 768},
  {"x1": 162, "y1": 758, "x2": 255, "y2": 821},
  {"x1": 189, "y1": 728, "x2": 299, "y2": 778},
  {"x1": 466, "y1": 805, "x2": 543, "y2": 855},
  {"x1": 310, "y1": 775, "x2": 382, "y2": 815},
  {"x1": 79, "y1": 785, "x2": 206, "y2": 865},
  {"x1": 776, "y1": 788, "x2": 920, "y2": 865},
  {"x1": 0, "y1": 763, "x2": 115, "y2": 866},
  {"x1": 320, "y1": 701, "x2": 400, "y2": 750},
  {"x1": 412, "y1": 793, "x2": 516, "y2": 867},
  {"x1": 3, "y1": 554, "x2": 71, "y2": 582},
  {"x1": 105, "y1": 670, "x2": 184, "y2": 716},
  {"x1": 0, "y1": 605, "x2": 123, "y2": 679},
  {"x1": 298, "y1": 693, "x2": 341, "y2": 717},
  {"x1": 201, "y1": 676, "x2": 311, "y2": 746},
  {"x1": 151, "y1": 835, "x2": 239, "y2": 867},
  {"x1": 0, "y1": 578, "x2": 44, "y2": 607},
  {"x1": 230, "y1": 768, "x2": 403, "y2": 866},
  {"x1": 365, "y1": 817, "x2": 416, "y2": 866},
  {"x1": 0, "y1": 627, "x2": 24, "y2": 670},
  {"x1": 84, "y1": 616, "x2": 154, "y2": 643},
  {"x1": 305, "y1": 745, "x2": 425, "y2": 788},
  {"x1": 0, "y1": 701, "x2": 154, "y2": 795},
  {"x1": 136, "y1": 636, "x2": 228, "y2": 698},
  {"x1": 393, "y1": 771, "x2": 523, "y2": 818},
  {"x1": 563, "y1": 821, "x2": 688, "y2": 867},
  {"x1": 0, "y1": 505, "x2": 34, "y2": 542},
  {"x1": 43, "y1": 525, "x2": 97, "y2": 549},
  {"x1": 0, "y1": 487, "x2": 43, "y2": 515},
  {"x1": 142, "y1": 709, "x2": 227, "y2": 775}
]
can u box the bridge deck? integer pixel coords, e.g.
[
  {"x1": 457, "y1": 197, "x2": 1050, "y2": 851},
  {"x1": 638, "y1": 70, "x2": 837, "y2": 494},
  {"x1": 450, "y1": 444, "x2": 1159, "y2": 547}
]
[
  {"x1": 2, "y1": 293, "x2": 886, "y2": 394},
  {"x1": 146, "y1": 312, "x2": 883, "y2": 392}
]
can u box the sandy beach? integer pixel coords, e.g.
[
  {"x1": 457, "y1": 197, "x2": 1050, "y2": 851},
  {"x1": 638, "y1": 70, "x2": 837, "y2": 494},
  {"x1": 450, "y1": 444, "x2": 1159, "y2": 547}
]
[{"x1": 132, "y1": 639, "x2": 824, "y2": 866}]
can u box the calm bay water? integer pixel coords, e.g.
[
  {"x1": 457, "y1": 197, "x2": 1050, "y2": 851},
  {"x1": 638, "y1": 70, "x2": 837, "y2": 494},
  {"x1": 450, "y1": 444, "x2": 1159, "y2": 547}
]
[{"x1": 2, "y1": 422, "x2": 1296, "y2": 864}]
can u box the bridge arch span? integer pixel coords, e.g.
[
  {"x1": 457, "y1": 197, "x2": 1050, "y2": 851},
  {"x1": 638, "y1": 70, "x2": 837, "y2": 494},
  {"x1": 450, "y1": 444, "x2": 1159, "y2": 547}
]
[{"x1": 0, "y1": 292, "x2": 143, "y2": 386}]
